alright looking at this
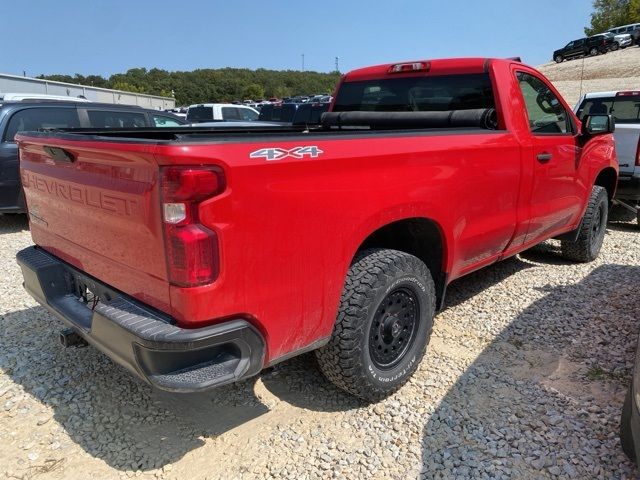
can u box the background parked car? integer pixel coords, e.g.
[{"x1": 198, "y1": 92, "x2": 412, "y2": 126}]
[
  {"x1": 291, "y1": 102, "x2": 330, "y2": 125},
  {"x1": 186, "y1": 103, "x2": 259, "y2": 123},
  {"x1": 0, "y1": 100, "x2": 185, "y2": 213},
  {"x1": 588, "y1": 33, "x2": 617, "y2": 53},
  {"x1": 575, "y1": 90, "x2": 640, "y2": 223},
  {"x1": 612, "y1": 32, "x2": 634, "y2": 49},
  {"x1": 553, "y1": 35, "x2": 613, "y2": 62},
  {"x1": 609, "y1": 23, "x2": 640, "y2": 45},
  {"x1": 621, "y1": 335, "x2": 640, "y2": 463},
  {"x1": 258, "y1": 103, "x2": 299, "y2": 122}
]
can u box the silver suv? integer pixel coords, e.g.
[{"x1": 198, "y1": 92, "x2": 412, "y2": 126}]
[{"x1": 608, "y1": 23, "x2": 640, "y2": 46}]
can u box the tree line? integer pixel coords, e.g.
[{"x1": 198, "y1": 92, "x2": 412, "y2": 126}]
[
  {"x1": 585, "y1": 0, "x2": 640, "y2": 35},
  {"x1": 38, "y1": 68, "x2": 342, "y2": 106}
]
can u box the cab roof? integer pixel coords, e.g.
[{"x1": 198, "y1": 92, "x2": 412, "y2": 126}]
[{"x1": 343, "y1": 57, "x2": 524, "y2": 81}]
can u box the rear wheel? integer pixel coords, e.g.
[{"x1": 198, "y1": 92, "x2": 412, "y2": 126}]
[
  {"x1": 554, "y1": 55, "x2": 563, "y2": 63},
  {"x1": 590, "y1": 47, "x2": 599, "y2": 56},
  {"x1": 561, "y1": 185, "x2": 608, "y2": 262},
  {"x1": 315, "y1": 249, "x2": 435, "y2": 401}
]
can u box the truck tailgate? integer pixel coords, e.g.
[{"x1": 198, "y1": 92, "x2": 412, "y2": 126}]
[{"x1": 18, "y1": 137, "x2": 170, "y2": 313}]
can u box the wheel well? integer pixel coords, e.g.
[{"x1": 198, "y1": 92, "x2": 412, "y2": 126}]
[
  {"x1": 594, "y1": 167, "x2": 617, "y2": 202},
  {"x1": 358, "y1": 218, "x2": 447, "y2": 309}
]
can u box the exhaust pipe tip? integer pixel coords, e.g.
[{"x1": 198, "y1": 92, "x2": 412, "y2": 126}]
[{"x1": 59, "y1": 328, "x2": 88, "y2": 348}]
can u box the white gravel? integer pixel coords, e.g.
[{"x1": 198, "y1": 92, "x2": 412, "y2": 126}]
[{"x1": 0, "y1": 213, "x2": 639, "y2": 479}]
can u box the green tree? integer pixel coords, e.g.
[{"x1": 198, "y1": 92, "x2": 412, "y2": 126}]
[
  {"x1": 242, "y1": 83, "x2": 265, "y2": 100},
  {"x1": 585, "y1": 0, "x2": 640, "y2": 35},
  {"x1": 110, "y1": 81, "x2": 146, "y2": 94},
  {"x1": 39, "y1": 67, "x2": 341, "y2": 106}
]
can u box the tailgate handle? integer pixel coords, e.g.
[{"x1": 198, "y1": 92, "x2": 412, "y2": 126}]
[{"x1": 43, "y1": 146, "x2": 76, "y2": 163}]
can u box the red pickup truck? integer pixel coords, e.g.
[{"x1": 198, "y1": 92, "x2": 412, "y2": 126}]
[{"x1": 16, "y1": 58, "x2": 617, "y2": 401}]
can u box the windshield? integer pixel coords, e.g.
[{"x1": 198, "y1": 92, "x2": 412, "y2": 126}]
[
  {"x1": 577, "y1": 96, "x2": 640, "y2": 124},
  {"x1": 186, "y1": 106, "x2": 214, "y2": 123},
  {"x1": 333, "y1": 74, "x2": 495, "y2": 113}
]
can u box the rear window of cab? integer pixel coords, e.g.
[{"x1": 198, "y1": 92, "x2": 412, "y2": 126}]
[{"x1": 333, "y1": 73, "x2": 496, "y2": 113}]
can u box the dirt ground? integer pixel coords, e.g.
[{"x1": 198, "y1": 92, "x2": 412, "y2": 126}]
[{"x1": 537, "y1": 46, "x2": 640, "y2": 106}]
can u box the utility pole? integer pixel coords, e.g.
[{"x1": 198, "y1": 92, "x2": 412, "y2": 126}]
[
  {"x1": 335, "y1": 57, "x2": 339, "y2": 73},
  {"x1": 302, "y1": 54, "x2": 305, "y2": 72}
]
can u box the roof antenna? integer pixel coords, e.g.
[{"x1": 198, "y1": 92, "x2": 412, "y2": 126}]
[{"x1": 578, "y1": 56, "x2": 586, "y2": 99}]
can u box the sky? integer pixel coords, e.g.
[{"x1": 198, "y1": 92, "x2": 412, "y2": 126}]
[{"x1": 3, "y1": 0, "x2": 593, "y2": 77}]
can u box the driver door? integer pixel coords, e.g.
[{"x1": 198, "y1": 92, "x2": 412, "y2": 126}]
[{"x1": 515, "y1": 71, "x2": 586, "y2": 243}]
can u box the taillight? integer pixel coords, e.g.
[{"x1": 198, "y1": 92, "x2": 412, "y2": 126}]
[
  {"x1": 636, "y1": 136, "x2": 640, "y2": 167},
  {"x1": 160, "y1": 166, "x2": 225, "y2": 287}
]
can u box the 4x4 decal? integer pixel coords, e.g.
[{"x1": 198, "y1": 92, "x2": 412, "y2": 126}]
[{"x1": 250, "y1": 146, "x2": 324, "y2": 161}]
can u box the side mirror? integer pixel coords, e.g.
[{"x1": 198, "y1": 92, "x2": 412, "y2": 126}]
[{"x1": 582, "y1": 114, "x2": 615, "y2": 136}]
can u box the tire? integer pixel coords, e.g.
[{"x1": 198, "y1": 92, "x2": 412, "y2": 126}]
[
  {"x1": 554, "y1": 55, "x2": 563, "y2": 63},
  {"x1": 315, "y1": 249, "x2": 435, "y2": 401},
  {"x1": 621, "y1": 386, "x2": 637, "y2": 462},
  {"x1": 561, "y1": 185, "x2": 608, "y2": 262},
  {"x1": 612, "y1": 42, "x2": 619, "y2": 51},
  {"x1": 590, "y1": 47, "x2": 599, "y2": 56}
]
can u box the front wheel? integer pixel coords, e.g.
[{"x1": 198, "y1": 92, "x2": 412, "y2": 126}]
[
  {"x1": 612, "y1": 42, "x2": 620, "y2": 51},
  {"x1": 315, "y1": 249, "x2": 435, "y2": 401},
  {"x1": 554, "y1": 55, "x2": 563, "y2": 63},
  {"x1": 561, "y1": 185, "x2": 608, "y2": 262},
  {"x1": 590, "y1": 47, "x2": 599, "y2": 56}
]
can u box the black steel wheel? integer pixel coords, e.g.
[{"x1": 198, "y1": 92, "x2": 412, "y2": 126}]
[{"x1": 368, "y1": 288, "x2": 419, "y2": 370}]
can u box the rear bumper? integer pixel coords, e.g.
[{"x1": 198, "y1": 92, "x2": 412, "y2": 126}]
[
  {"x1": 616, "y1": 175, "x2": 640, "y2": 202},
  {"x1": 16, "y1": 246, "x2": 265, "y2": 392}
]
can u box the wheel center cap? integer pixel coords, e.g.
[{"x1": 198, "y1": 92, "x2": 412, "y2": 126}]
[
  {"x1": 391, "y1": 321, "x2": 401, "y2": 337},
  {"x1": 382, "y1": 315, "x2": 402, "y2": 339}
]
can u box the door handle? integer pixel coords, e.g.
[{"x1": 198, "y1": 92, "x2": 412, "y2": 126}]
[{"x1": 536, "y1": 152, "x2": 553, "y2": 163}]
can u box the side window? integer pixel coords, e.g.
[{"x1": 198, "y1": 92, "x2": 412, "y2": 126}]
[
  {"x1": 239, "y1": 108, "x2": 258, "y2": 121},
  {"x1": 221, "y1": 107, "x2": 241, "y2": 121},
  {"x1": 516, "y1": 72, "x2": 571, "y2": 134},
  {"x1": 152, "y1": 115, "x2": 182, "y2": 127},
  {"x1": 87, "y1": 110, "x2": 147, "y2": 128},
  {"x1": 3, "y1": 107, "x2": 80, "y2": 142}
]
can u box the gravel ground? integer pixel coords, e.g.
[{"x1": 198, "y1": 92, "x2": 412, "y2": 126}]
[
  {"x1": 537, "y1": 46, "x2": 640, "y2": 106},
  {"x1": 1, "y1": 213, "x2": 639, "y2": 479}
]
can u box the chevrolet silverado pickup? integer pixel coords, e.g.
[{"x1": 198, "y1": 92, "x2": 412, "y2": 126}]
[{"x1": 15, "y1": 58, "x2": 618, "y2": 401}]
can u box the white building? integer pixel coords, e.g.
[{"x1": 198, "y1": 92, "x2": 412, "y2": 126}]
[{"x1": 0, "y1": 73, "x2": 175, "y2": 109}]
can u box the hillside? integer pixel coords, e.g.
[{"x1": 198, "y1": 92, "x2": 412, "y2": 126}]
[{"x1": 537, "y1": 47, "x2": 640, "y2": 106}]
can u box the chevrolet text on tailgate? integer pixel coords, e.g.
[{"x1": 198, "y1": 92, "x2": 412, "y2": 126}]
[{"x1": 15, "y1": 58, "x2": 617, "y2": 401}]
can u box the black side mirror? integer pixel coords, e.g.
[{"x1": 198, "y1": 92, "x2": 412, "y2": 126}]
[{"x1": 582, "y1": 114, "x2": 615, "y2": 135}]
